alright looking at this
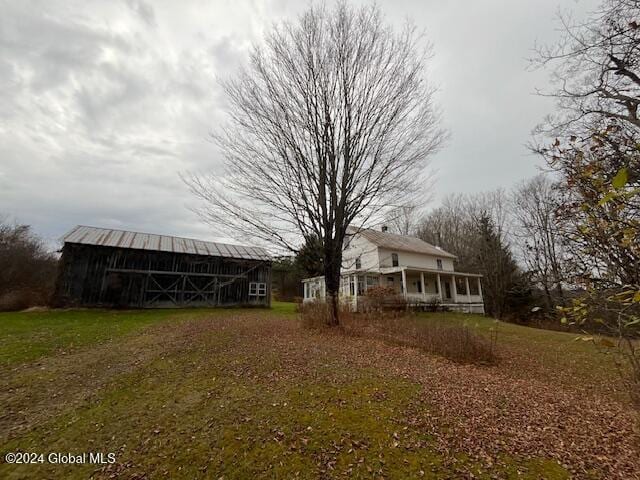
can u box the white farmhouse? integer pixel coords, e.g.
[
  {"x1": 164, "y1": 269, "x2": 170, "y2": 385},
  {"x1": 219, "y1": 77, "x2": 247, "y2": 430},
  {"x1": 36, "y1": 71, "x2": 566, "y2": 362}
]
[{"x1": 302, "y1": 227, "x2": 484, "y2": 314}]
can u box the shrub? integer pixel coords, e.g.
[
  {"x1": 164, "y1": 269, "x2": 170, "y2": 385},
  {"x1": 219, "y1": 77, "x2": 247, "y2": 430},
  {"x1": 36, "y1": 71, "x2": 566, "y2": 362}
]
[
  {"x1": 299, "y1": 297, "x2": 498, "y2": 365},
  {"x1": 561, "y1": 289, "x2": 640, "y2": 408},
  {"x1": 298, "y1": 299, "x2": 355, "y2": 329},
  {"x1": 408, "y1": 318, "x2": 498, "y2": 364},
  {"x1": 0, "y1": 289, "x2": 41, "y2": 311},
  {"x1": 341, "y1": 313, "x2": 498, "y2": 365},
  {"x1": 0, "y1": 221, "x2": 58, "y2": 311},
  {"x1": 360, "y1": 285, "x2": 407, "y2": 312},
  {"x1": 425, "y1": 296, "x2": 441, "y2": 312}
]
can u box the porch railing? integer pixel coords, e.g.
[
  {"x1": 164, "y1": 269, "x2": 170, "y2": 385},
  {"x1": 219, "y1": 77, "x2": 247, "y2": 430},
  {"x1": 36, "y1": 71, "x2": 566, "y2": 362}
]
[
  {"x1": 404, "y1": 293, "x2": 440, "y2": 303},
  {"x1": 404, "y1": 293, "x2": 483, "y2": 304}
]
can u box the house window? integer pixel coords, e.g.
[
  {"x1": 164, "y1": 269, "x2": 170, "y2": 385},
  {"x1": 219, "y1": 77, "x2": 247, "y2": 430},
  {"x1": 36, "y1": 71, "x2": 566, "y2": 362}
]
[
  {"x1": 355, "y1": 256, "x2": 361, "y2": 270},
  {"x1": 366, "y1": 275, "x2": 379, "y2": 287},
  {"x1": 340, "y1": 277, "x2": 348, "y2": 295},
  {"x1": 415, "y1": 281, "x2": 422, "y2": 293},
  {"x1": 391, "y1": 253, "x2": 399, "y2": 267},
  {"x1": 357, "y1": 275, "x2": 365, "y2": 295},
  {"x1": 436, "y1": 259, "x2": 443, "y2": 270},
  {"x1": 249, "y1": 282, "x2": 267, "y2": 297},
  {"x1": 308, "y1": 280, "x2": 320, "y2": 298},
  {"x1": 387, "y1": 277, "x2": 394, "y2": 283}
]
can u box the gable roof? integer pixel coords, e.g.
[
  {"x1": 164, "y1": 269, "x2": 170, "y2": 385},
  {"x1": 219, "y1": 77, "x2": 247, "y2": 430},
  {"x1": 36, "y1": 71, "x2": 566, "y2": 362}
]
[
  {"x1": 348, "y1": 227, "x2": 457, "y2": 259},
  {"x1": 62, "y1": 225, "x2": 271, "y2": 261}
]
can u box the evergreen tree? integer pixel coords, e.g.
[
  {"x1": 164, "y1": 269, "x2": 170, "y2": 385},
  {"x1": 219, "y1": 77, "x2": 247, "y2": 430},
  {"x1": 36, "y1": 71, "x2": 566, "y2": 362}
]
[
  {"x1": 294, "y1": 236, "x2": 324, "y2": 278},
  {"x1": 472, "y1": 213, "x2": 525, "y2": 319}
]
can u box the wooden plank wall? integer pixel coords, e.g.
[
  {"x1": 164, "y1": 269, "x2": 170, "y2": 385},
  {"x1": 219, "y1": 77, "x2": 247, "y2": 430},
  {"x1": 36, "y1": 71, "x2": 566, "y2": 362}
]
[{"x1": 54, "y1": 244, "x2": 271, "y2": 308}]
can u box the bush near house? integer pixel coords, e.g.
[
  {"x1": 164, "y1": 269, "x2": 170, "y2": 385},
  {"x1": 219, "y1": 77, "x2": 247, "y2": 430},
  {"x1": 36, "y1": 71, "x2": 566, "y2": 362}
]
[
  {"x1": 299, "y1": 295, "x2": 497, "y2": 365},
  {"x1": 360, "y1": 285, "x2": 407, "y2": 312},
  {"x1": 341, "y1": 313, "x2": 498, "y2": 365}
]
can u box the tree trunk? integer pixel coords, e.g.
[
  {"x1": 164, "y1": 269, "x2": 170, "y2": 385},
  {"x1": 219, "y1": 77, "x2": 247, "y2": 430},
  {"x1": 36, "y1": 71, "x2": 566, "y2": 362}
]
[
  {"x1": 553, "y1": 279, "x2": 565, "y2": 306},
  {"x1": 323, "y1": 240, "x2": 342, "y2": 327},
  {"x1": 324, "y1": 263, "x2": 341, "y2": 326},
  {"x1": 542, "y1": 281, "x2": 553, "y2": 311},
  {"x1": 326, "y1": 282, "x2": 340, "y2": 326}
]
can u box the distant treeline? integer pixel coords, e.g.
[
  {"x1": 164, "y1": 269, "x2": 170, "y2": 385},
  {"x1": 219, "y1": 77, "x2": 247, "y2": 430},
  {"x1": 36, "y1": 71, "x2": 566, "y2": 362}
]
[{"x1": 0, "y1": 220, "x2": 58, "y2": 311}]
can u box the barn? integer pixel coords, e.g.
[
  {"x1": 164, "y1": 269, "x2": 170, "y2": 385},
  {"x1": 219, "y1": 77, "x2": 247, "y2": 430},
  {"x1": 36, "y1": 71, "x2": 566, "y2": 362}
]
[{"x1": 54, "y1": 226, "x2": 272, "y2": 308}]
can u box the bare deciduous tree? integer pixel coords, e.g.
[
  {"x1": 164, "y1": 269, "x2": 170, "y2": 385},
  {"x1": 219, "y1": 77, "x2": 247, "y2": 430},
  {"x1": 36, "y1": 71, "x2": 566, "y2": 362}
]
[
  {"x1": 417, "y1": 190, "x2": 512, "y2": 271},
  {"x1": 511, "y1": 174, "x2": 567, "y2": 310},
  {"x1": 532, "y1": 0, "x2": 640, "y2": 290},
  {"x1": 383, "y1": 202, "x2": 424, "y2": 236},
  {"x1": 533, "y1": 0, "x2": 640, "y2": 405},
  {"x1": 417, "y1": 194, "x2": 474, "y2": 270},
  {"x1": 186, "y1": 3, "x2": 445, "y2": 325},
  {"x1": 0, "y1": 218, "x2": 58, "y2": 311},
  {"x1": 532, "y1": 0, "x2": 640, "y2": 138},
  {"x1": 417, "y1": 191, "x2": 529, "y2": 319}
]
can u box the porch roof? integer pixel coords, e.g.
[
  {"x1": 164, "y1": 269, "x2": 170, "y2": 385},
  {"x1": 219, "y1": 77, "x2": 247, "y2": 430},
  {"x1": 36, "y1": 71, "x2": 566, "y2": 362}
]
[
  {"x1": 301, "y1": 266, "x2": 483, "y2": 283},
  {"x1": 301, "y1": 275, "x2": 325, "y2": 283},
  {"x1": 378, "y1": 266, "x2": 483, "y2": 278}
]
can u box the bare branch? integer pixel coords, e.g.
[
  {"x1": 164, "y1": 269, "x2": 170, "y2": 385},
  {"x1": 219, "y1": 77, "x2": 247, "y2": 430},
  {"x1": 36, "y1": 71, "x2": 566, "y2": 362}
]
[{"x1": 185, "y1": 3, "x2": 445, "y2": 324}]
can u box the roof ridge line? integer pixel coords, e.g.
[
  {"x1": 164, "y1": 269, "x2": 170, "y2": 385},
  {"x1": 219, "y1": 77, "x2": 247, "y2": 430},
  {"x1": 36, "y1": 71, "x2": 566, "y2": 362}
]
[{"x1": 69, "y1": 225, "x2": 266, "y2": 251}]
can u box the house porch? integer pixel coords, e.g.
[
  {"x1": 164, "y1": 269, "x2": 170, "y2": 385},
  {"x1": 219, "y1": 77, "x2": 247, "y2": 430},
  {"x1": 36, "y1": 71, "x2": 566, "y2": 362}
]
[{"x1": 342, "y1": 267, "x2": 484, "y2": 314}]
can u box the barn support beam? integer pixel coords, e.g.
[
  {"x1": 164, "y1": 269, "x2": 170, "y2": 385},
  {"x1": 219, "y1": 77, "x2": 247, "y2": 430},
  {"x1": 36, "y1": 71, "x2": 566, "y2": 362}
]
[{"x1": 58, "y1": 243, "x2": 271, "y2": 309}]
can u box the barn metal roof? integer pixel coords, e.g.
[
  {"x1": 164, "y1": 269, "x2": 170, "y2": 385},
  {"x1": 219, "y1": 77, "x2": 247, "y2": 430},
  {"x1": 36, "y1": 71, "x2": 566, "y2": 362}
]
[
  {"x1": 348, "y1": 227, "x2": 457, "y2": 259},
  {"x1": 62, "y1": 225, "x2": 271, "y2": 261}
]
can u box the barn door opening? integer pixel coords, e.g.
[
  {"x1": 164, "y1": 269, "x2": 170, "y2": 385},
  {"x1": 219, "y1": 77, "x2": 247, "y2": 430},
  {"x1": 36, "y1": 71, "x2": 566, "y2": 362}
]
[{"x1": 101, "y1": 272, "x2": 145, "y2": 307}]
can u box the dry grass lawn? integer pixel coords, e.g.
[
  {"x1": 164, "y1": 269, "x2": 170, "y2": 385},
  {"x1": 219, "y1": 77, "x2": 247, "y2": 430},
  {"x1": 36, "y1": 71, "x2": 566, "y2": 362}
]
[{"x1": 0, "y1": 304, "x2": 638, "y2": 479}]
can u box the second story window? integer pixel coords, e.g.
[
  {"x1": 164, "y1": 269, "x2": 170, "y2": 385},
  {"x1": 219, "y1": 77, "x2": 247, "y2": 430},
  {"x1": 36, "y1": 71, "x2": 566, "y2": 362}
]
[
  {"x1": 391, "y1": 253, "x2": 399, "y2": 267},
  {"x1": 355, "y1": 256, "x2": 361, "y2": 270},
  {"x1": 437, "y1": 258, "x2": 443, "y2": 270}
]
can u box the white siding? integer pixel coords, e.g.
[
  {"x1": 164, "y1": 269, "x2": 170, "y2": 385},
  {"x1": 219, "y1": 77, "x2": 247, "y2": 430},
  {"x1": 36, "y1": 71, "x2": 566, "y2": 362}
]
[
  {"x1": 302, "y1": 277, "x2": 325, "y2": 300},
  {"x1": 342, "y1": 235, "x2": 379, "y2": 273},
  {"x1": 302, "y1": 231, "x2": 482, "y2": 312},
  {"x1": 378, "y1": 248, "x2": 454, "y2": 271}
]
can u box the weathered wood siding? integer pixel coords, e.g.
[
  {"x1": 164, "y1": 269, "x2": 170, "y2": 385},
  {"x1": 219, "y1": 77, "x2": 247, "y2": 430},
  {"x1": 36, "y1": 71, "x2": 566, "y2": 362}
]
[{"x1": 54, "y1": 243, "x2": 271, "y2": 308}]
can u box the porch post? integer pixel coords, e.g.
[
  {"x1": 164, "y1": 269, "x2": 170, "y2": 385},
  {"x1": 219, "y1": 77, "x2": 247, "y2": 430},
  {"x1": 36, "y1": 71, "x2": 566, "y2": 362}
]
[
  {"x1": 452, "y1": 275, "x2": 458, "y2": 303},
  {"x1": 353, "y1": 274, "x2": 358, "y2": 312},
  {"x1": 477, "y1": 277, "x2": 483, "y2": 300},
  {"x1": 436, "y1": 273, "x2": 443, "y2": 302},
  {"x1": 465, "y1": 277, "x2": 471, "y2": 302},
  {"x1": 401, "y1": 268, "x2": 407, "y2": 299},
  {"x1": 420, "y1": 272, "x2": 426, "y2": 302}
]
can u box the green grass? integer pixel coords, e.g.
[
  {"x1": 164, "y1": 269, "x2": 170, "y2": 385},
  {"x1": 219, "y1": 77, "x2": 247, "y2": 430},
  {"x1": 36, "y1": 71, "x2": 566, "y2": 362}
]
[
  {"x1": 0, "y1": 305, "x2": 615, "y2": 479},
  {"x1": 0, "y1": 302, "x2": 295, "y2": 367},
  {"x1": 269, "y1": 300, "x2": 297, "y2": 316},
  {"x1": 0, "y1": 309, "x2": 173, "y2": 365},
  {"x1": 416, "y1": 311, "x2": 618, "y2": 390}
]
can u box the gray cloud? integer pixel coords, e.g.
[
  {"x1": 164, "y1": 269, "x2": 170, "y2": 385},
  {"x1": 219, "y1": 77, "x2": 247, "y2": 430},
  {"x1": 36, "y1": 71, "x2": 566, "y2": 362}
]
[
  {"x1": 126, "y1": 0, "x2": 157, "y2": 27},
  {"x1": 0, "y1": 0, "x2": 599, "y2": 249}
]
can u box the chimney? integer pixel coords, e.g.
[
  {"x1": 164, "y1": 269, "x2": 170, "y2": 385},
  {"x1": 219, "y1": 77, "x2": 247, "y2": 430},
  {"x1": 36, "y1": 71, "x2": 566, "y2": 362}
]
[{"x1": 381, "y1": 225, "x2": 388, "y2": 232}]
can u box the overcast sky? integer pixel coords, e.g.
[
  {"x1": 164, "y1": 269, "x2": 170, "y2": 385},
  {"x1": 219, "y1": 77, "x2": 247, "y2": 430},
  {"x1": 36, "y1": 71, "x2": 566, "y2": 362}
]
[{"x1": 0, "y1": 0, "x2": 598, "y2": 248}]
